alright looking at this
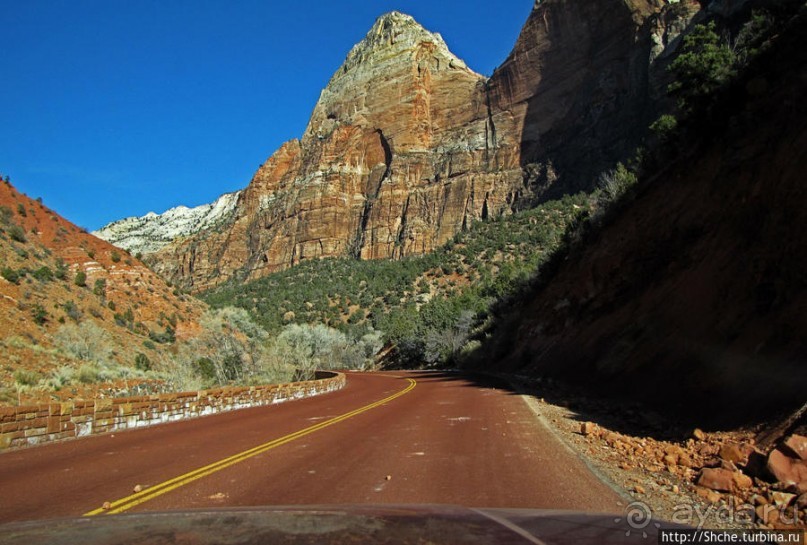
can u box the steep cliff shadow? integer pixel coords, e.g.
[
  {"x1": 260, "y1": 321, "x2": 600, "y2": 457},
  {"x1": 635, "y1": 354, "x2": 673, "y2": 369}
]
[
  {"x1": 468, "y1": 8, "x2": 807, "y2": 431},
  {"x1": 503, "y1": 0, "x2": 661, "y2": 201}
]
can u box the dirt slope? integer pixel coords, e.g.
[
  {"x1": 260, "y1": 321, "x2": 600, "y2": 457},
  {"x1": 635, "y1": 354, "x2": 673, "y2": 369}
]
[{"x1": 0, "y1": 180, "x2": 205, "y2": 403}]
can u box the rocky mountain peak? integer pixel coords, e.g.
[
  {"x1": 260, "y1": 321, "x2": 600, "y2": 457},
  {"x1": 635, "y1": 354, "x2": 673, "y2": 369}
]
[
  {"x1": 305, "y1": 11, "x2": 478, "y2": 146},
  {"x1": 338, "y1": 11, "x2": 469, "y2": 74},
  {"x1": 144, "y1": 0, "x2": 699, "y2": 291}
]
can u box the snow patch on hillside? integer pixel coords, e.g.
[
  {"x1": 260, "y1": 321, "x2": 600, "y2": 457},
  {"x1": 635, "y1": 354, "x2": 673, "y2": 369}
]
[{"x1": 93, "y1": 191, "x2": 241, "y2": 255}]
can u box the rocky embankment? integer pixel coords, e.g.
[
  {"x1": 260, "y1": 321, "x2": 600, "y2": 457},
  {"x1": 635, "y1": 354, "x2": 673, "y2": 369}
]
[
  {"x1": 579, "y1": 423, "x2": 807, "y2": 529},
  {"x1": 526, "y1": 378, "x2": 807, "y2": 530}
]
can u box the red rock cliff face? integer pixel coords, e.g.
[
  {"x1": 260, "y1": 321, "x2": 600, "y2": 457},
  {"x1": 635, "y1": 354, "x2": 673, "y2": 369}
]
[
  {"x1": 151, "y1": 3, "x2": 697, "y2": 291},
  {"x1": 488, "y1": 0, "x2": 700, "y2": 198}
]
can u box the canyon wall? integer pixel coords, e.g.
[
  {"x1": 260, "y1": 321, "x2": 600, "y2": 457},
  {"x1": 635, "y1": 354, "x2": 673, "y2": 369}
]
[{"x1": 141, "y1": 2, "x2": 699, "y2": 291}]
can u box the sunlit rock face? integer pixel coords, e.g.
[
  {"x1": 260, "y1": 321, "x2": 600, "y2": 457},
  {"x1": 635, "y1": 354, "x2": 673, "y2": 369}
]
[
  {"x1": 152, "y1": 12, "x2": 524, "y2": 291},
  {"x1": 147, "y1": 3, "x2": 699, "y2": 291}
]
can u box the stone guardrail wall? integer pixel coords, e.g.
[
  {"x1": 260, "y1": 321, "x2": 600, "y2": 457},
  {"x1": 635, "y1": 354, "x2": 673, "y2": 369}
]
[{"x1": 0, "y1": 371, "x2": 346, "y2": 451}]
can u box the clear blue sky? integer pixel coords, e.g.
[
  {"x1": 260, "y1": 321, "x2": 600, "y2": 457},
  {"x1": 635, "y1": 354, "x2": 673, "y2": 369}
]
[{"x1": 1, "y1": 1, "x2": 532, "y2": 230}]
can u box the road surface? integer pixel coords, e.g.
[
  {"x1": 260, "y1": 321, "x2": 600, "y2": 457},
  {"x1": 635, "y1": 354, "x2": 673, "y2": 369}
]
[{"x1": 0, "y1": 371, "x2": 621, "y2": 523}]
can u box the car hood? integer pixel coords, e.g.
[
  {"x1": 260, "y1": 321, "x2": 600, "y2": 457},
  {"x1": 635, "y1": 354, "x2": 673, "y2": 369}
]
[{"x1": 0, "y1": 504, "x2": 685, "y2": 544}]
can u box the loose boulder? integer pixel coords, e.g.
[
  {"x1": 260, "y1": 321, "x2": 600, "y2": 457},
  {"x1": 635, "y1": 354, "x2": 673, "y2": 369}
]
[
  {"x1": 697, "y1": 467, "x2": 752, "y2": 493},
  {"x1": 781, "y1": 435, "x2": 807, "y2": 462},
  {"x1": 767, "y1": 448, "x2": 807, "y2": 485}
]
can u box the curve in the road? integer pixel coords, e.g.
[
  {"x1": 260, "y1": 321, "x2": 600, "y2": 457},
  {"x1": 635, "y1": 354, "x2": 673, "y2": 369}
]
[{"x1": 84, "y1": 377, "x2": 416, "y2": 516}]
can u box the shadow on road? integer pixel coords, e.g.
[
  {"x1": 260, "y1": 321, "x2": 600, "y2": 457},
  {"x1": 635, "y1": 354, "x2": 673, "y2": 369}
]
[{"x1": 397, "y1": 369, "x2": 698, "y2": 443}]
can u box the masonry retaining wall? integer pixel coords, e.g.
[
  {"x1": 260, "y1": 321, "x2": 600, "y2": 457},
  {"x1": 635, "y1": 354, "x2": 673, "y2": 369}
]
[{"x1": 0, "y1": 371, "x2": 346, "y2": 450}]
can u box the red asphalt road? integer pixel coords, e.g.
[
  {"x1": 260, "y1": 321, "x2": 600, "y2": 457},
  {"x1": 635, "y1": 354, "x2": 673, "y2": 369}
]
[{"x1": 0, "y1": 372, "x2": 621, "y2": 523}]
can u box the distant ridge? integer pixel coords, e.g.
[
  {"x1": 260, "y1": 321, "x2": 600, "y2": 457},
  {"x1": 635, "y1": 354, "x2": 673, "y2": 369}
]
[{"x1": 94, "y1": 191, "x2": 240, "y2": 255}]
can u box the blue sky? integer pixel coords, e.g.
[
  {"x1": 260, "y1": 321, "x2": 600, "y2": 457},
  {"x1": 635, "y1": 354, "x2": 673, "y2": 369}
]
[{"x1": 1, "y1": 1, "x2": 532, "y2": 230}]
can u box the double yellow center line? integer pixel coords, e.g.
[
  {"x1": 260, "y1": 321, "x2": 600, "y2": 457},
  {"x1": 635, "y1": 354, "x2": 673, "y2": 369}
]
[{"x1": 85, "y1": 377, "x2": 416, "y2": 516}]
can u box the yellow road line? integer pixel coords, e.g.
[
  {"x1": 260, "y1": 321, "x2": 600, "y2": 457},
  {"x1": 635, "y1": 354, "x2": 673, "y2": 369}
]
[{"x1": 84, "y1": 377, "x2": 416, "y2": 516}]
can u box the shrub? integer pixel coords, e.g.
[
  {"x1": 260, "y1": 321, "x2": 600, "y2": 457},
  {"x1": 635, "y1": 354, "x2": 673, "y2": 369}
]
[
  {"x1": 110, "y1": 251, "x2": 121, "y2": 263},
  {"x1": 93, "y1": 278, "x2": 106, "y2": 297},
  {"x1": 195, "y1": 357, "x2": 217, "y2": 382},
  {"x1": 54, "y1": 259, "x2": 68, "y2": 280},
  {"x1": 14, "y1": 369, "x2": 40, "y2": 387},
  {"x1": 7, "y1": 224, "x2": 26, "y2": 243},
  {"x1": 148, "y1": 326, "x2": 175, "y2": 344},
  {"x1": 272, "y1": 323, "x2": 380, "y2": 374},
  {"x1": 31, "y1": 304, "x2": 47, "y2": 325},
  {"x1": 16, "y1": 203, "x2": 26, "y2": 217},
  {"x1": 32, "y1": 266, "x2": 54, "y2": 282},
  {"x1": 77, "y1": 365, "x2": 100, "y2": 384},
  {"x1": 49, "y1": 367, "x2": 75, "y2": 390},
  {"x1": 734, "y1": 10, "x2": 775, "y2": 63},
  {"x1": 63, "y1": 300, "x2": 82, "y2": 322},
  {"x1": 1, "y1": 267, "x2": 20, "y2": 284},
  {"x1": 54, "y1": 321, "x2": 112, "y2": 362},
  {"x1": 597, "y1": 163, "x2": 637, "y2": 203},
  {"x1": 134, "y1": 353, "x2": 152, "y2": 371},
  {"x1": 650, "y1": 114, "x2": 678, "y2": 140},
  {"x1": 74, "y1": 270, "x2": 87, "y2": 287}
]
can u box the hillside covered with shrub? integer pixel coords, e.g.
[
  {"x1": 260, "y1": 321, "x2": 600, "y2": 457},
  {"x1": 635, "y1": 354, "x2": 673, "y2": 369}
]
[{"x1": 202, "y1": 193, "x2": 591, "y2": 366}]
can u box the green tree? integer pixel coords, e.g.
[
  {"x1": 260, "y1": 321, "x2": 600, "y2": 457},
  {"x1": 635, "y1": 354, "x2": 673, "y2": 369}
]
[
  {"x1": 74, "y1": 270, "x2": 87, "y2": 287},
  {"x1": 668, "y1": 21, "x2": 736, "y2": 112}
]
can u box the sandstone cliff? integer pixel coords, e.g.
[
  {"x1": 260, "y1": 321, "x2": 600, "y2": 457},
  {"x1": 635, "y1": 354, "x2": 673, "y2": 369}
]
[
  {"x1": 146, "y1": 2, "x2": 700, "y2": 291},
  {"x1": 488, "y1": 0, "x2": 701, "y2": 198},
  {"x1": 150, "y1": 12, "x2": 523, "y2": 290},
  {"x1": 473, "y1": 9, "x2": 807, "y2": 426}
]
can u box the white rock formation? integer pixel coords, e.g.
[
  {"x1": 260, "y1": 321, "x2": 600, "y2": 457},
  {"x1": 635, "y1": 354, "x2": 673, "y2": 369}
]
[{"x1": 93, "y1": 191, "x2": 240, "y2": 255}]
